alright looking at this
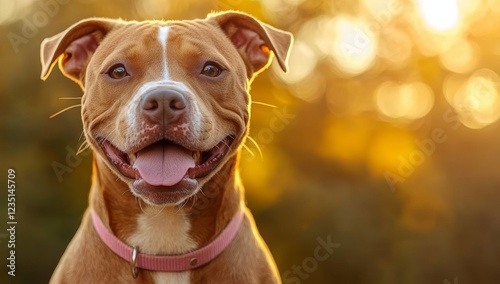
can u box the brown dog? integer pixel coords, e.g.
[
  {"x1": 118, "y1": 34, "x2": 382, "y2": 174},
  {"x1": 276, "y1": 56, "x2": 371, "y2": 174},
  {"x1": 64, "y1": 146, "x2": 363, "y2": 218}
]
[{"x1": 41, "y1": 11, "x2": 292, "y2": 283}]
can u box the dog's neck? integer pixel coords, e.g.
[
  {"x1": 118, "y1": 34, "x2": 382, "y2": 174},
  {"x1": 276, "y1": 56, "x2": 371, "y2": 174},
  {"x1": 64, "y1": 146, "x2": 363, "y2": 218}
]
[{"x1": 88, "y1": 153, "x2": 244, "y2": 255}]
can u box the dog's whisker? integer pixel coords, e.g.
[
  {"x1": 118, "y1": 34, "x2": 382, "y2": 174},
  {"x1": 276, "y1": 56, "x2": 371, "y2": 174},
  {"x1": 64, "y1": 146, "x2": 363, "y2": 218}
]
[
  {"x1": 187, "y1": 196, "x2": 197, "y2": 212},
  {"x1": 251, "y1": 101, "x2": 277, "y2": 108},
  {"x1": 242, "y1": 143, "x2": 255, "y2": 157},
  {"x1": 222, "y1": 141, "x2": 231, "y2": 150},
  {"x1": 120, "y1": 189, "x2": 132, "y2": 202},
  {"x1": 137, "y1": 197, "x2": 148, "y2": 214},
  {"x1": 76, "y1": 141, "x2": 90, "y2": 155},
  {"x1": 98, "y1": 126, "x2": 117, "y2": 144},
  {"x1": 172, "y1": 200, "x2": 190, "y2": 216},
  {"x1": 150, "y1": 204, "x2": 167, "y2": 217},
  {"x1": 223, "y1": 134, "x2": 236, "y2": 150},
  {"x1": 176, "y1": 201, "x2": 189, "y2": 215},
  {"x1": 199, "y1": 188, "x2": 207, "y2": 197},
  {"x1": 58, "y1": 97, "x2": 82, "y2": 100},
  {"x1": 49, "y1": 104, "x2": 82, "y2": 118},
  {"x1": 78, "y1": 130, "x2": 86, "y2": 143},
  {"x1": 183, "y1": 194, "x2": 199, "y2": 214},
  {"x1": 246, "y1": 136, "x2": 263, "y2": 160}
]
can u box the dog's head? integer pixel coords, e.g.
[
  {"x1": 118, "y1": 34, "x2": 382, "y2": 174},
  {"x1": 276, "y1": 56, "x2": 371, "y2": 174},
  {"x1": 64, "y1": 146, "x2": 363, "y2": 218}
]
[{"x1": 40, "y1": 12, "x2": 293, "y2": 206}]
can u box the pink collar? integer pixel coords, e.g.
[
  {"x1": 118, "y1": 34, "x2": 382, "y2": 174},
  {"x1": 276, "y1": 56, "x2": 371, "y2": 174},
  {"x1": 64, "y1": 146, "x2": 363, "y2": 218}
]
[{"x1": 90, "y1": 206, "x2": 244, "y2": 278}]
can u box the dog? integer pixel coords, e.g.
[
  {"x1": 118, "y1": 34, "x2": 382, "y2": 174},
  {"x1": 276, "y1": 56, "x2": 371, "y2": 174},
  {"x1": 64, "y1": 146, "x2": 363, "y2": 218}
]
[{"x1": 40, "y1": 11, "x2": 292, "y2": 283}]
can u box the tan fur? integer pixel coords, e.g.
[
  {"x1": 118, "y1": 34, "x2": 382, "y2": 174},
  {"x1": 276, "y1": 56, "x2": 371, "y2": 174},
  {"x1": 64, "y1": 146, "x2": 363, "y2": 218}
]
[{"x1": 41, "y1": 11, "x2": 292, "y2": 284}]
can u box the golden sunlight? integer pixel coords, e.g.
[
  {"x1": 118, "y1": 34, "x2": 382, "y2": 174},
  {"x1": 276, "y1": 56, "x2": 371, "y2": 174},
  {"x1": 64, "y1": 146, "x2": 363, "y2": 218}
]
[
  {"x1": 367, "y1": 127, "x2": 417, "y2": 178},
  {"x1": 0, "y1": 0, "x2": 14, "y2": 24},
  {"x1": 445, "y1": 69, "x2": 500, "y2": 129},
  {"x1": 416, "y1": 0, "x2": 460, "y2": 32},
  {"x1": 321, "y1": 116, "x2": 372, "y2": 170},
  {"x1": 0, "y1": 0, "x2": 36, "y2": 24},
  {"x1": 363, "y1": 0, "x2": 401, "y2": 19},
  {"x1": 331, "y1": 15, "x2": 378, "y2": 75},
  {"x1": 375, "y1": 81, "x2": 434, "y2": 122},
  {"x1": 134, "y1": 0, "x2": 171, "y2": 19},
  {"x1": 439, "y1": 37, "x2": 479, "y2": 74},
  {"x1": 241, "y1": 148, "x2": 293, "y2": 208},
  {"x1": 272, "y1": 40, "x2": 318, "y2": 85}
]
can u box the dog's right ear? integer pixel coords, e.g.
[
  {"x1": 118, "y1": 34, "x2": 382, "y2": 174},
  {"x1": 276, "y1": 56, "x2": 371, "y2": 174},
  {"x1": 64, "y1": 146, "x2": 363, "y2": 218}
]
[{"x1": 40, "y1": 18, "x2": 117, "y2": 84}]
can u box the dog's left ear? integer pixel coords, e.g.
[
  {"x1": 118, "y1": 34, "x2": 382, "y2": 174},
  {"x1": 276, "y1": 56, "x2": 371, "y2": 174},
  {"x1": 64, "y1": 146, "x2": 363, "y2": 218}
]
[{"x1": 209, "y1": 11, "x2": 293, "y2": 77}]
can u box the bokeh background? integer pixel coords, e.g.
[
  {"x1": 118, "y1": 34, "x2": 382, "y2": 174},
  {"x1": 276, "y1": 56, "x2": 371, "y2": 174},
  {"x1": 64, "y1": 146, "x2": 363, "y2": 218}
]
[{"x1": 2, "y1": 0, "x2": 500, "y2": 283}]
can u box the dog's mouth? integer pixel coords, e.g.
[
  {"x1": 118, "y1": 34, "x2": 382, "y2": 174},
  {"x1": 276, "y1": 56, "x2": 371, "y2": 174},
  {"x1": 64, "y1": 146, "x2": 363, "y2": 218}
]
[{"x1": 99, "y1": 136, "x2": 234, "y2": 188}]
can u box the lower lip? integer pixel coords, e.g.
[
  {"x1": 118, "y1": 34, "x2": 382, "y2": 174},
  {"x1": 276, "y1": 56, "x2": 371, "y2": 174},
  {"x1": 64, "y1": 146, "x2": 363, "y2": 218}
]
[
  {"x1": 133, "y1": 177, "x2": 197, "y2": 192},
  {"x1": 132, "y1": 177, "x2": 198, "y2": 204}
]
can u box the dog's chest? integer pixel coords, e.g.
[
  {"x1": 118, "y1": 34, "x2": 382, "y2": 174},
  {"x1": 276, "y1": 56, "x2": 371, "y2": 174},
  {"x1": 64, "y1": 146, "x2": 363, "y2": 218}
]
[
  {"x1": 126, "y1": 208, "x2": 197, "y2": 284},
  {"x1": 152, "y1": 272, "x2": 190, "y2": 284}
]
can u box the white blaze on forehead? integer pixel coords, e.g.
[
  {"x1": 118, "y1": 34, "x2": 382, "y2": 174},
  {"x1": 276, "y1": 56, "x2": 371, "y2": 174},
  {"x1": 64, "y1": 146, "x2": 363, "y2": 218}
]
[
  {"x1": 158, "y1": 26, "x2": 171, "y2": 80},
  {"x1": 122, "y1": 24, "x2": 203, "y2": 149}
]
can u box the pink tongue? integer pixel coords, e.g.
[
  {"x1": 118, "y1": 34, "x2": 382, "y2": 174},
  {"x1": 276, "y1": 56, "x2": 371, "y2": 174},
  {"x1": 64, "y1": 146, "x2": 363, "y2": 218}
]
[{"x1": 133, "y1": 143, "x2": 195, "y2": 186}]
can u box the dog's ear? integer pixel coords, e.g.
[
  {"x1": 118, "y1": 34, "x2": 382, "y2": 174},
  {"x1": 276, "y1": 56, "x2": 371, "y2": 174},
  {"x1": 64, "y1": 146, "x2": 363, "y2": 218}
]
[
  {"x1": 40, "y1": 18, "x2": 117, "y2": 84},
  {"x1": 209, "y1": 11, "x2": 293, "y2": 77}
]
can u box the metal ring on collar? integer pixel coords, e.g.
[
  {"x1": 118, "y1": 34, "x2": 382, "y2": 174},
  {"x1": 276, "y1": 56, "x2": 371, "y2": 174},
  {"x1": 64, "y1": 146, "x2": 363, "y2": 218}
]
[{"x1": 131, "y1": 246, "x2": 139, "y2": 278}]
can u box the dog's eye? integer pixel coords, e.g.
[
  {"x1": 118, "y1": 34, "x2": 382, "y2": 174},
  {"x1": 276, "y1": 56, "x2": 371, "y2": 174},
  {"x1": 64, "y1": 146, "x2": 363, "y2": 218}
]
[
  {"x1": 107, "y1": 64, "x2": 129, "y2": 79},
  {"x1": 201, "y1": 62, "x2": 222, "y2": 77}
]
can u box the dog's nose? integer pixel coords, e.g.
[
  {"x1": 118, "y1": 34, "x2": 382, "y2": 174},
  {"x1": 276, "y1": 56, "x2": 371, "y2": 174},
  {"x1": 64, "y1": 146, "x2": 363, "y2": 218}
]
[{"x1": 141, "y1": 89, "x2": 187, "y2": 125}]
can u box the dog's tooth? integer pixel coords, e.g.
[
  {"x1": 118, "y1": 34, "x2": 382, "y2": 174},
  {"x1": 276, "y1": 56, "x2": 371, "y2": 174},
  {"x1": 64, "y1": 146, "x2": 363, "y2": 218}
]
[
  {"x1": 192, "y1": 151, "x2": 200, "y2": 161},
  {"x1": 129, "y1": 154, "x2": 136, "y2": 164}
]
